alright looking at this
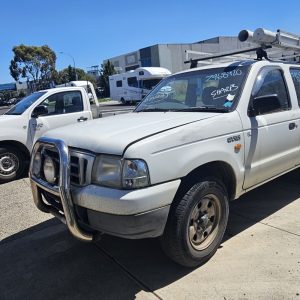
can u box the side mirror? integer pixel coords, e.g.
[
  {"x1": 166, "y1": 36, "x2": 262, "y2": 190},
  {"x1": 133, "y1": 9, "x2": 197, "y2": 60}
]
[
  {"x1": 88, "y1": 92, "x2": 95, "y2": 104},
  {"x1": 249, "y1": 94, "x2": 281, "y2": 117},
  {"x1": 32, "y1": 105, "x2": 48, "y2": 118}
]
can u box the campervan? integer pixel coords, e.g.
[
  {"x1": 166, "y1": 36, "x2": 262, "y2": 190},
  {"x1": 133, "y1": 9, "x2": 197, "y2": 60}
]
[{"x1": 109, "y1": 67, "x2": 171, "y2": 104}]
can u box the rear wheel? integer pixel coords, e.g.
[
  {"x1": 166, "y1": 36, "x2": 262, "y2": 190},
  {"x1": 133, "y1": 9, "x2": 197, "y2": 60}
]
[
  {"x1": 161, "y1": 178, "x2": 229, "y2": 267},
  {"x1": 0, "y1": 146, "x2": 26, "y2": 183}
]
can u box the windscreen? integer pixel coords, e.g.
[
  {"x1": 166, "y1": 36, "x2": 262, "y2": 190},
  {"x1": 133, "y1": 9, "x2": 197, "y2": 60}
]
[
  {"x1": 5, "y1": 92, "x2": 46, "y2": 115},
  {"x1": 135, "y1": 65, "x2": 250, "y2": 112}
]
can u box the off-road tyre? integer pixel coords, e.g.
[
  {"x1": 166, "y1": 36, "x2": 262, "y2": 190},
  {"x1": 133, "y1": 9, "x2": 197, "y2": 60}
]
[{"x1": 161, "y1": 178, "x2": 229, "y2": 267}]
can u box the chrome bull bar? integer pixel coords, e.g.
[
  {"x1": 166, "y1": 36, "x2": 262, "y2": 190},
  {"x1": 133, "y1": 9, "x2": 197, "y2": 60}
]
[{"x1": 29, "y1": 137, "x2": 93, "y2": 242}]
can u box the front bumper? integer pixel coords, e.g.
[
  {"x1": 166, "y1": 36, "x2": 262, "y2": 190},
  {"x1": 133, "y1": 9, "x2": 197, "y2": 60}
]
[{"x1": 29, "y1": 137, "x2": 180, "y2": 241}]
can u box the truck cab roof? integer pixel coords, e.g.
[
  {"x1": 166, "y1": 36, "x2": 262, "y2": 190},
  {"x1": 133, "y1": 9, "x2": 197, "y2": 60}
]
[{"x1": 38, "y1": 86, "x2": 86, "y2": 93}]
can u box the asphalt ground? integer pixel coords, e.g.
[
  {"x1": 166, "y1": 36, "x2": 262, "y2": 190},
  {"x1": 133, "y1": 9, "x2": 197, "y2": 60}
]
[
  {"x1": 0, "y1": 170, "x2": 300, "y2": 300},
  {"x1": 0, "y1": 106, "x2": 9, "y2": 115}
]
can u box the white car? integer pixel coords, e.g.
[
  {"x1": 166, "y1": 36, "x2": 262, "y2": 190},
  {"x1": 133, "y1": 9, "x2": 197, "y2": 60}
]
[
  {"x1": 29, "y1": 59, "x2": 300, "y2": 267},
  {"x1": 0, "y1": 87, "x2": 93, "y2": 183}
]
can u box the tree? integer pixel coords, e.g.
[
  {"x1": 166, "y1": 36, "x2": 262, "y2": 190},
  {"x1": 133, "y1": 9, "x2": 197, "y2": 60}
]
[
  {"x1": 99, "y1": 60, "x2": 116, "y2": 97},
  {"x1": 9, "y1": 44, "x2": 56, "y2": 91},
  {"x1": 55, "y1": 66, "x2": 96, "y2": 87},
  {"x1": 67, "y1": 65, "x2": 76, "y2": 81}
]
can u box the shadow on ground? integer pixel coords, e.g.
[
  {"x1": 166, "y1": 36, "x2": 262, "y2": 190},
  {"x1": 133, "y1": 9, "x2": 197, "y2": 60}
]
[
  {"x1": 1, "y1": 169, "x2": 300, "y2": 300},
  {"x1": 0, "y1": 172, "x2": 28, "y2": 186}
]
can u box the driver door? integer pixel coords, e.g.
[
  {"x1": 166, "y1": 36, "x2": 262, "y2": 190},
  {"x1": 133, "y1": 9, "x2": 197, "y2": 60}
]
[
  {"x1": 29, "y1": 90, "x2": 91, "y2": 145},
  {"x1": 243, "y1": 67, "x2": 300, "y2": 189}
]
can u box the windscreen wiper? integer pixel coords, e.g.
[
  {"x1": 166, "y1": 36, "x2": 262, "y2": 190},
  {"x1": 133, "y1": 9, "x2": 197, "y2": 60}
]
[
  {"x1": 176, "y1": 106, "x2": 230, "y2": 113},
  {"x1": 135, "y1": 107, "x2": 171, "y2": 112}
]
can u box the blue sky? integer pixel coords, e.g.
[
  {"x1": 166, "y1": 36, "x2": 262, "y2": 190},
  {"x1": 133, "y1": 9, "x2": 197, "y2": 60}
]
[{"x1": 1, "y1": 0, "x2": 300, "y2": 83}]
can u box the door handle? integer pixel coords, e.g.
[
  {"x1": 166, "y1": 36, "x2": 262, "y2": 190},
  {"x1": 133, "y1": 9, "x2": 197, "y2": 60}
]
[
  {"x1": 77, "y1": 117, "x2": 88, "y2": 122},
  {"x1": 289, "y1": 122, "x2": 297, "y2": 130},
  {"x1": 32, "y1": 123, "x2": 43, "y2": 130}
]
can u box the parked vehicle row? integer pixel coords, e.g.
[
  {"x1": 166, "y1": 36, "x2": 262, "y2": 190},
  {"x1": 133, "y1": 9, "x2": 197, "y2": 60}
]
[{"x1": 0, "y1": 97, "x2": 21, "y2": 106}]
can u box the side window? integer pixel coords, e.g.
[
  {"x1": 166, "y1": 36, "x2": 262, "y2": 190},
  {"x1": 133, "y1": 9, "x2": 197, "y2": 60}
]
[
  {"x1": 290, "y1": 68, "x2": 300, "y2": 106},
  {"x1": 116, "y1": 80, "x2": 122, "y2": 87},
  {"x1": 40, "y1": 91, "x2": 83, "y2": 116},
  {"x1": 63, "y1": 91, "x2": 84, "y2": 113},
  {"x1": 127, "y1": 77, "x2": 138, "y2": 88},
  {"x1": 251, "y1": 68, "x2": 290, "y2": 115}
]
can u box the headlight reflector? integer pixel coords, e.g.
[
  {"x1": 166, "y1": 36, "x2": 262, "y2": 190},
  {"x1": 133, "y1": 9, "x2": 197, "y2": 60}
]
[{"x1": 43, "y1": 156, "x2": 56, "y2": 184}]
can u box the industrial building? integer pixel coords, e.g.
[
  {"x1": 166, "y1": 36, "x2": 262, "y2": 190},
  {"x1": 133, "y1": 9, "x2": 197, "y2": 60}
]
[
  {"x1": 103, "y1": 36, "x2": 257, "y2": 74},
  {"x1": 0, "y1": 81, "x2": 28, "y2": 97}
]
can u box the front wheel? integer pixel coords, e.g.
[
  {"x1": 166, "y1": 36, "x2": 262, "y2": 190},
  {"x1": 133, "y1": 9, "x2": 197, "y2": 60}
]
[
  {"x1": 161, "y1": 179, "x2": 229, "y2": 267},
  {"x1": 0, "y1": 146, "x2": 26, "y2": 183}
]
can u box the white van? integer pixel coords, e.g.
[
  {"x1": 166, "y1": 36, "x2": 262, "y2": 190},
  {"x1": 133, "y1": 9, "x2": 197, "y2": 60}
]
[{"x1": 109, "y1": 67, "x2": 171, "y2": 104}]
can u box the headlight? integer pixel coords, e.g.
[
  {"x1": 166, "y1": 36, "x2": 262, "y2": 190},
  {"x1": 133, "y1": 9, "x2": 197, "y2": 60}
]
[
  {"x1": 92, "y1": 156, "x2": 122, "y2": 188},
  {"x1": 32, "y1": 152, "x2": 42, "y2": 177},
  {"x1": 43, "y1": 156, "x2": 57, "y2": 184},
  {"x1": 122, "y1": 159, "x2": 150, "y2": 189},
  {"x1": 92, "y1": 155, "x2": 150, "y2": 189}
]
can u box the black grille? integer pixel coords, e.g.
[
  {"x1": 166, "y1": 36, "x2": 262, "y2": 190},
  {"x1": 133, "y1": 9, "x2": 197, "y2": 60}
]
[
  {"x1": 38, "y1": 145, "x2": 94, "y2": 187},
  {"x1": 70, "y1": 152, "x2": 90, "y2": 186},
  {"x1": 42, "y1": 190, "x2": 63, "y2": 212},
  {"x1": 70, "y1": 155, "x2": 80, "y2": 184}
]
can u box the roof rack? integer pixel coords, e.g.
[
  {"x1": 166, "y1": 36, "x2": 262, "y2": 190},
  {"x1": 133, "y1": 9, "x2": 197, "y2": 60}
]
[{"x1": 185, "y1": 28, "x2": 300, "y2": 68}]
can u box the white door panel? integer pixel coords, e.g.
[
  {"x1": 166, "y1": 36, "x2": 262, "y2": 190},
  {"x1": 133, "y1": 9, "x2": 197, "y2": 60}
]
[
  {"x1": 242, "y1": 67, "x2": 300, "y2": 189},
  {"x1": 29, "y1": 90, "x2": 91, "y2": 145},
  {"x1": 243, "y1": 112, "x2": 300, "y2": 188},
  {"x1": 30, "y1": 111, "x2": 90, "y2": 144}
]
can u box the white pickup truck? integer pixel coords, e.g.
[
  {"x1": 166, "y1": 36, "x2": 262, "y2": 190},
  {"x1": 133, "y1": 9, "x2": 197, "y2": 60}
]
[
  {"x1": 29, "y1": 59, "x2": 300, "y2": 267},
  {"x1": 0, "y1": 86, "x2": 95, "y2": 183}
]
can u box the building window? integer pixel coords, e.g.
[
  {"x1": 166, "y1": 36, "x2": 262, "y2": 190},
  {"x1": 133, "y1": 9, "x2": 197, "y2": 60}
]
[
  {"x1": 116, "y1": 80, "x2": 122, "y2": 87},
  {"x1": 140, "y1": 46, "x2": 152, "y2": 67},
  {"x1": 140, "y1": 58, "x2": 152, "y2": 67},
  {"x1": 125, "y1": 53, "x2": 138, "y2": 65}
]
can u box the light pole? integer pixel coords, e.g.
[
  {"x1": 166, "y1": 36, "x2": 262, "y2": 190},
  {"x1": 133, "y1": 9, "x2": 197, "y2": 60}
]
[{"x1": 59, "y1": 51, "x2": 78, "y2": 81}]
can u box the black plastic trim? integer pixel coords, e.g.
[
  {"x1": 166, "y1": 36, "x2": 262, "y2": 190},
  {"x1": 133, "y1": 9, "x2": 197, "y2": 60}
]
[{"x1": 83, "y1": 205, "x2": 170, "y2": 239}]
